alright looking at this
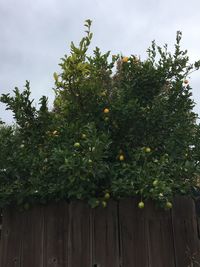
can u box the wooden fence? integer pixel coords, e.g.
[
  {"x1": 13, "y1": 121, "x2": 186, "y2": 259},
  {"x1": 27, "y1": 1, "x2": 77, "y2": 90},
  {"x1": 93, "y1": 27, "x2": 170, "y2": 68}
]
[{"x1": 0, "y1": 197, "x2": 200, "y2": 267}]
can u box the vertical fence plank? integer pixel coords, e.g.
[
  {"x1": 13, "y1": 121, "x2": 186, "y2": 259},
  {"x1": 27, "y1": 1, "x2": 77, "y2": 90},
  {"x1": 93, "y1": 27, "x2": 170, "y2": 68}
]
[
  {"x1": 145, "y1": 201, "x2": 176, "y2": 267},
  {"x1": 20, "y1": 205, "x2": 44, "y2": 267},
  {"x1": 43, "y1": 202, "x2": 69, "y2": 267},
  {"x1": 0, "y1": 208, "x2": 23, "y2": 267},
  {"x1": 172, "y1": 197, "x2": 200, "y2": 267},
  {"x1": 119, "y1": 198, "x2": 149, "y2": 267},
  {"x1": 68, "y1": 201, "x2": 92, "y2": 267},
  {"x1": 92, "y1": 200, "x2": 120, "y2": 267},
  {"x1": 0, "y1": 197, "x2": 200, "y2": 267}
]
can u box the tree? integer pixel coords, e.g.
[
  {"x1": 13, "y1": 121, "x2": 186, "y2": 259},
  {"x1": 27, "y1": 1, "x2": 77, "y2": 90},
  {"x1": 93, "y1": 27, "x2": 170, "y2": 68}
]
[{"x1": 0, "y1": 20, "x2": 200, "y2": 209}]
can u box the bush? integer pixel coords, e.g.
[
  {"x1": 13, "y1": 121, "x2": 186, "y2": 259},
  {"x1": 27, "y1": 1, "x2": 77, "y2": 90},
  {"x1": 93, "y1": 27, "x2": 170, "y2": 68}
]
[{"x1": 1, "y1": 20, "x2": 200, "y2": 209}]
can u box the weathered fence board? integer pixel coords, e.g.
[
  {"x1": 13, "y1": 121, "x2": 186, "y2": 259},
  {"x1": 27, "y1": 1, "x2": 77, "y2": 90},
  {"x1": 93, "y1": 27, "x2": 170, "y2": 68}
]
[
  {"x1": 172, "y1": 197, "x2": 200, "y2": 267},
  {"x1": 20, "y1": 206, "x2": 44, "y2": 267},
  {"x1": 92, "y1": 200, "x2": 120, "y2": 267},
  {"x1": 43, "y1": 202, "x2": 68, "y2": 267},
  {"x1": 0, "y1": 208, "x2": 23, "y2": 267},
  {"x1": 119, "y1": 199, "x2": 149, "y2": 267},
  {"x1": 68, "y1": 201, "x2": 92, "y2": 267},
  {"x1": 145, "y1": 201, "x2": 176, "y2": 267},
  {"x1": 0, "y1": 197, "x2": 200, "y2": 267}
]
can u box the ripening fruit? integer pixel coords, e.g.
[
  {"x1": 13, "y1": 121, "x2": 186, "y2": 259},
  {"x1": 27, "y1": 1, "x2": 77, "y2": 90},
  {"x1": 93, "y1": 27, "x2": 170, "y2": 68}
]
[
  {"x1": 104, "y1": 192, "x2": 110, "y2": 200},
  {"x1": 184, "y1": 79, "x2": 189, "y2": 84},
  {"x1": 103, "y1": 108, "x2": 110, "y2": 114},
  {"x1": 102, "y1": 201, "x2": 107, "y2": 208},
  {"x1": 138, "y1": 201, "x2": 145, "y2": 209},
  {"x1": 145, "y1": 147, "x2": 151, "y2": 153},
  {"x1": 74, "y1": 142, "x2": 80, "y2": 148},
  {"x1": 153, "y1": 179, "x2": 158, "y2": 187},
  {"x1": 122, "y1": 57, "x2": 129, "y2": 63},
  {"x1": 119, "y1": 155, "x2": 125, "y2": 161},
  {"x1": 166, "y1": 201, "x2": 172, "y2": 209}
]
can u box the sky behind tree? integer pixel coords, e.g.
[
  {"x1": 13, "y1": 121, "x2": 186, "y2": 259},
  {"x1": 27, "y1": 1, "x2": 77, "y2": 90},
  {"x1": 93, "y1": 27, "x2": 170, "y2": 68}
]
[{"x1": 1, "y1": 0, "x2": 200, "y2": 123}]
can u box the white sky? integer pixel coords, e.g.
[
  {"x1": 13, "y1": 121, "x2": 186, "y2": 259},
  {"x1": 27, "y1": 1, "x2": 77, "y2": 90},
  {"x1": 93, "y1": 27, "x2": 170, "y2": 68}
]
[{"x1": 0, "y1": 0, "x2": 200, "y2": 123}]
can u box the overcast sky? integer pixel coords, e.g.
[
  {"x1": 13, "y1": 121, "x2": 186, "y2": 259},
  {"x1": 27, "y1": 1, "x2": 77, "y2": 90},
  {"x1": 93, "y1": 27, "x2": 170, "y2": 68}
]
[{"x1": 1, "y1": 0, "x2": 200, "y2": 123}]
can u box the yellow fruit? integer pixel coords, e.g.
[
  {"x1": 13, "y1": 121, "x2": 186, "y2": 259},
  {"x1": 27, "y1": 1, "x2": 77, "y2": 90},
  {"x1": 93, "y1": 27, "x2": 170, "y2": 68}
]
[
  {"x1": 166, "y1": 201, "x2": 172, "y2": 209},
  {"x1": 103, "y1": 108, "x2": 110, "y2": 114},
  {"x1": 74, "y1": 142, "x2": 80, "y2": 148},
  {"x1": 122, "y1": 57, "x2": 129, "y2": 63},
  {"x1": 145, "y1": 147, "x2": 151, "y2": 153},
  {"x1": 102, "y1": 201, "x2": 107, "y2": 208},
  {"x1": 138, "y1": 201, "x2": 145, "y2": 209},
  {"x1": 119, "y1": 155, "x2": 125, "y2": 161},
  {"x1": 104, "y1": 192, "x2": 110, "y2": 200}
]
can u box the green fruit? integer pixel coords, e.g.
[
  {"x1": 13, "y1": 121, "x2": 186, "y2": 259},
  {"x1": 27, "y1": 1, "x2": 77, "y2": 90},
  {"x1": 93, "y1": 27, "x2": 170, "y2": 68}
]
[
  {"x1": 138, "y1": 201, "x2": 144, "y2": 209},
  {"x1": 82, "y1": 134, "x2": 86, "y2": 139},
  {"x1": 104, "y1": 192, "x2": 110, "y2": 200},
  {"x1": 153, "y1": 180, "x2": 158, "y2": 186},
  {"x1": 74, "y1": 142, "x2": 80, "y2": 148},
  {"x1": 102, "y1": 201, "x2": 107, "y2": 208},
  {"x1": 166, "y1": 201, "x2": 172, "y2": 209}
]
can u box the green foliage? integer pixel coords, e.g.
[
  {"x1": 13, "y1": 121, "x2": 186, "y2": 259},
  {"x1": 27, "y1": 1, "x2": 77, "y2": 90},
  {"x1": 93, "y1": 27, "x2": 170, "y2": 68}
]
[{"x1": 1, "y1": 20, "x2": 200, "y2": 209}]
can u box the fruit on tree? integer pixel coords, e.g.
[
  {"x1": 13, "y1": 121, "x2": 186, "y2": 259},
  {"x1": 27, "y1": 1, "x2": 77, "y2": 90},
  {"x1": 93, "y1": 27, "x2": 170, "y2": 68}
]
[
  {"x1": 122, "y1": 57, "x2": 129, "y2": 63},
  {"x1": 74, "y1": 142, "x2": 81, "y2": 148},
  {"x1": 102, "y1": 201, "x2": 107, "y2": 208},
  {"x1": 104, "y1": 192, "x2": 110, "y2": 200},
  {"x1": 119, "y1": 155, "x2": 125, "y2": 161},
  {"x1": 166, "y1": 201, "x2": 172, "y2": 209},
  {"x1": 103, "y1": 108, "x2": 109, "y2": 114},
  {"x1": 138, "y1": 201, "x2": 145, "y2": 209}
]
